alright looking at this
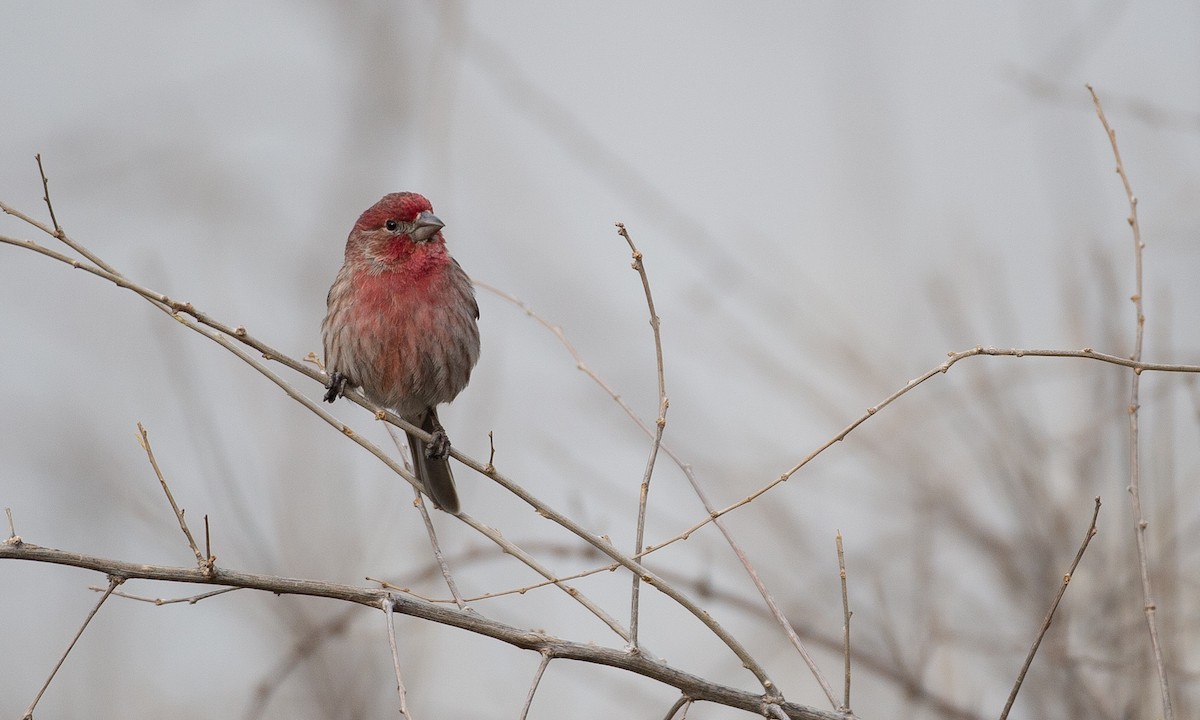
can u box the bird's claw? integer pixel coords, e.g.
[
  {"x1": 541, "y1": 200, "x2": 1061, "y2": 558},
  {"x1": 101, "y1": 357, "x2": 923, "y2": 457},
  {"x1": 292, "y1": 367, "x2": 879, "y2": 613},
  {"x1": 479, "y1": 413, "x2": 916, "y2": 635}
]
[
  {"x1": 324, "y1": 372, "x2": 347, "y2": 403},
  {"x1": 426, "y1": 429, "x2": 451, "y2": 460}
]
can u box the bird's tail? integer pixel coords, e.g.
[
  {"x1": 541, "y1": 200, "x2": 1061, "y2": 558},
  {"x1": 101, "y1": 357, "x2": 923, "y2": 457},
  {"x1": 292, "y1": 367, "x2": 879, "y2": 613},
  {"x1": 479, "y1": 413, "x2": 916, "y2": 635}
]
[{"x1": 407, "y1": 409, "x2": 460, "y2": 514}]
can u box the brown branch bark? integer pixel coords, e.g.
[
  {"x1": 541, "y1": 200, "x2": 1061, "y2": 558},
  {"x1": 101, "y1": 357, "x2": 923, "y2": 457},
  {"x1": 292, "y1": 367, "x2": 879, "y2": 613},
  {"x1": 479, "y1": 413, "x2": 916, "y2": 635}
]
[{"x1": 0, "y1": 539, "x2": 842, "y2": 720}]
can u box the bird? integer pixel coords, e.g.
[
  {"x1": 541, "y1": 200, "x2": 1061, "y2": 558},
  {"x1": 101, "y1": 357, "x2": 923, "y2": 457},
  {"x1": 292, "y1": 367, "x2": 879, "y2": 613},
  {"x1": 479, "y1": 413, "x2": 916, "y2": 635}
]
[{"x1": 322, "y1": 192, "x2": 480, "y2": 514}]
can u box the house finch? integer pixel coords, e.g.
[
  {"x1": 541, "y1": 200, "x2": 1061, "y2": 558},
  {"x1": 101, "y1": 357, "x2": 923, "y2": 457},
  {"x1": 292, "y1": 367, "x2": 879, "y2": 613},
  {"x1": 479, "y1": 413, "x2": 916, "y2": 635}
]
[{"x1": 322, "y1": 192, "x2": 480, "y2": 514}]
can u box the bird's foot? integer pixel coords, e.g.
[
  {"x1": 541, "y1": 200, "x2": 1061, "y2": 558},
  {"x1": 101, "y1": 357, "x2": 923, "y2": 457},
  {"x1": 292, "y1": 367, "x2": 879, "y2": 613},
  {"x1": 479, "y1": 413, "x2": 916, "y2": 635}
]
[
  {"x1": 426, "y1": 429, "x2": 451, "y2": 460},
  {"x1": 324, "y1": 372, "x2": 347, "y2": 403}
]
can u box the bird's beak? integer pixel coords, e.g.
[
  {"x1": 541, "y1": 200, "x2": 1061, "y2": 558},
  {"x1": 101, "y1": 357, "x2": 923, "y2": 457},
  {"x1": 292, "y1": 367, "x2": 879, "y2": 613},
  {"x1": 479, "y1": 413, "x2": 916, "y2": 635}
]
[{"x1": 411, "y1": 211, "x2": 445, "y2": 242}]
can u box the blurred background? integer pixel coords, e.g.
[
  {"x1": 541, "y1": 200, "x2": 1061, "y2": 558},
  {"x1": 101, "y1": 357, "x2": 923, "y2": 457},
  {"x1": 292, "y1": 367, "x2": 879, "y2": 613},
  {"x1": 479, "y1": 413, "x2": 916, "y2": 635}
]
[{"x1": 2, "y1": 2, "x2": 1199, "y2": 718}]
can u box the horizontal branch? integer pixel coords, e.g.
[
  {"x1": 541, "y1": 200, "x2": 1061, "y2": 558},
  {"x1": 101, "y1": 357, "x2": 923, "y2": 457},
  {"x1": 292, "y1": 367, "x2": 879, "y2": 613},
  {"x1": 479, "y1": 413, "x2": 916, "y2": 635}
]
[{"x1": 0, "y1": 539, "x2": 842, "y2": 720}]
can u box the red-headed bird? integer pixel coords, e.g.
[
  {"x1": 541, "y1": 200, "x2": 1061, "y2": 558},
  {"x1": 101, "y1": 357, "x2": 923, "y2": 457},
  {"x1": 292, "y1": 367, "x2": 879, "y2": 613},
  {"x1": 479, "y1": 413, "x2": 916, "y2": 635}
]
[{"x1": 322, "y1": 192, "x2": 480, "y2": 514}]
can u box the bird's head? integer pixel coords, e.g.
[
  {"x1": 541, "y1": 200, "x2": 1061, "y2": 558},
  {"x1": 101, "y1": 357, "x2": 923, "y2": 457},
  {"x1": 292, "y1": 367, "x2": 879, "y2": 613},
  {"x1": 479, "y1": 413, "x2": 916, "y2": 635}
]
[{"x1": 347, "y1": 192, "x2": 447, "y2": 269}]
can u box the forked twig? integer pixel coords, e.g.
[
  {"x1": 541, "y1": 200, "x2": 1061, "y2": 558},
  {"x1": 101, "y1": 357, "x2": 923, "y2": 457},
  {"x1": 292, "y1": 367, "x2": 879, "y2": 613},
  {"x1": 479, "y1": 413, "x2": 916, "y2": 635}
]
[
  {"x1": 1087, "y1": 83, "x2": 1173, "y2": 720},
  {"x1": 1000, "y1": 497, "x2": 1102, "y2": 719}
]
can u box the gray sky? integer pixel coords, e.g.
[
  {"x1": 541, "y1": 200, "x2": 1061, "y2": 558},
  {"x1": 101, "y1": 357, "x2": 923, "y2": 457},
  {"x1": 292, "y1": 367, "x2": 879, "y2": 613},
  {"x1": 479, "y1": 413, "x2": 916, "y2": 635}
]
[{"x1": 3, "y1": 2, "x2": 1199, "y2": 717}]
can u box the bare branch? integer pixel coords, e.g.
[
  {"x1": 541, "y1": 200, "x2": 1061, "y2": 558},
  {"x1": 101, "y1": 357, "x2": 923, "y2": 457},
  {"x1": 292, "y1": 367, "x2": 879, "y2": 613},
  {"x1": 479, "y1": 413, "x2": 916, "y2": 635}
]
[
  {"x1": 1000, "y1": 497, "x2": 1102, "y2": 719},
  {"x1": 1087, "y1": 83, "x2": 1173, "y2": 720},
  {"x1": 92, "y1": 584, "x2": 240, "y2": 606},
  {"x1": 22, "y1": 576, "x2": 121, "y2": 720},
  {"x1": 837, "y1": 531, "x2": 852, "y2": 713},
  {"x1": 383, "y1": 598, "x2": 413, "y2": 718},
  {"x1": 34, "y1": 154, "x2": 61, "y2": 237},
  {"x1": 387, "y1": 423, "x2": 467, "y2": 610},
  {"x1": 616, "y1": 222, "x2": 670, "y2": 654},
  {"x1": 136, "y1": 422, "x2": 209, "y2": 570},
  {"x1": 661, "y1": 695, "x2": 692, "y2": 720},
  {"x1": 519, "y1": 652, "x2": 552, "y2": 720},
  {"x1": 0, "y1": 541, "x2": 840, "y2": 720}
]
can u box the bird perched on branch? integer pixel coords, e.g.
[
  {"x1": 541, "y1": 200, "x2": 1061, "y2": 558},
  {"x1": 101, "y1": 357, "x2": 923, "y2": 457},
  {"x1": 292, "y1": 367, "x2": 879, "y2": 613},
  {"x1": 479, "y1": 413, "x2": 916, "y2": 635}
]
[{"x1": 322, "y1": 192, "x2": 480, "y2": 514}]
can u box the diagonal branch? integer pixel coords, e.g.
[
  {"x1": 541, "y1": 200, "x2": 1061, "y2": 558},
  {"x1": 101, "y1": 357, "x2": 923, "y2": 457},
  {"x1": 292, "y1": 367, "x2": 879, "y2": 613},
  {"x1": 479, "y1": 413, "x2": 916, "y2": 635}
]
[
  {"x1": 1000, "y1": 497, "x2": 1102, "y2": 719},
  {"x1": 21, "y1": 575, "x2": 121, "y2": 720}
]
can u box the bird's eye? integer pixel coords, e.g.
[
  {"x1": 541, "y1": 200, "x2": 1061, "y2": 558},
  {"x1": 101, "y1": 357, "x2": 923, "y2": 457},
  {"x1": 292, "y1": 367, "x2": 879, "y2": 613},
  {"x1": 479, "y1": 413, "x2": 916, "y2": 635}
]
[{"x1": 385, "y1": 219, "x2": 398, "y2": 232}]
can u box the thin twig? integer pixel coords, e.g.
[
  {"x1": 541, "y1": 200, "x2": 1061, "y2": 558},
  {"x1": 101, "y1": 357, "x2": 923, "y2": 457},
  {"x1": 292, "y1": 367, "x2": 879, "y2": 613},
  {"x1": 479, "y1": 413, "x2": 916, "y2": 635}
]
[
  {"x1": 1087, "y1": 83, "x2": 1173, "y2": 720},
  {"x1": 661, "y1": 695, "x2": 692, "y2": 720},
  {"x1": 29, "y1": 156, "x2": 123, "y2": 278},
  {"x1": 387, "y1": 424, "x2": 467, "y2": 609},
  {"x1": 91, "y1": 584, "x2": 240, "y2": 605},
  {"x1": 456, "y1": 558, "x2": 619, "y2": 603},
  {"x1": 836, "y1": 531, "x2": 852, "y2": 713},
  {"x1": 485, "y1": 430, "x2": 496, "y2": 472},
  {"x1": 1000, "y1": 497, "x2": 1102, "y2": 720},
  {"x1": 5, "y1": 507, "x2": 15, "y2": 540},
  {"x1": 34, "y1": 154, "x2": 61, "y2": 237},
  {"x1": 383, "y1": 597, "x2": 412, "y2": 718},
  {"x1": 519, "y1": 652, "x2": 552, "y2": 720},
  {"x1": 136, "y1": 422, "x2": 207, "y2": 569},
  {"x1": 21, "y1": 577, "x2": 121, "y2": 720},
  {"x1": 414, "y1": 488, "x2": 466, "y2": 609},
  {"x1": 617, "y1": 223, "x2": 670, "y2": 654}
]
